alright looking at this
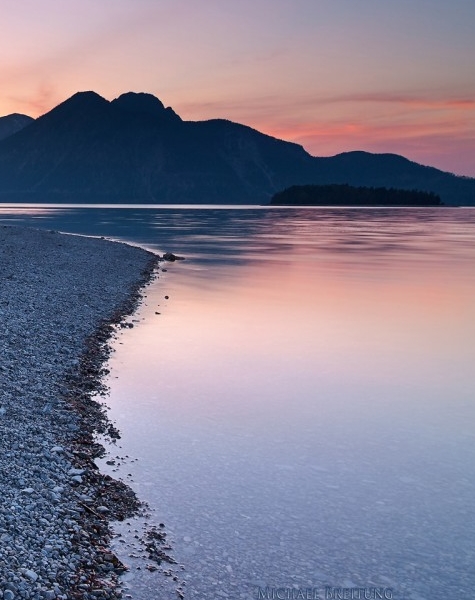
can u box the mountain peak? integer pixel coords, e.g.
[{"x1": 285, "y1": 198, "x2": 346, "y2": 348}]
[
  {"x1": 46, "y1": 91, "x2": 110, "y2": 119},
  {"x1": 65, "y1": 91, "x2": 108, "y2": 105},
  {"x1": 0, "y1": 113, "x2": 34, "y2": 141},
  {"x1": 112, "y1": 92, "x2": 181, "y2": 122},
  {"x1": 114, "y1": 92, "x2": 165, "y2": 111}
]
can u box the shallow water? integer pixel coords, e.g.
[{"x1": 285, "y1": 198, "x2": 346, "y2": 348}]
[{"x1": 2, "y1": 205, "x2": 475, "y2": 599}]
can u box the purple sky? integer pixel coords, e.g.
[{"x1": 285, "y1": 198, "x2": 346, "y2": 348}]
[{"x1": 1, "y1": 0, "x2": 474, "y2": 176}]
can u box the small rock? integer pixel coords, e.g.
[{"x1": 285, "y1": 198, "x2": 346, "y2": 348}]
[
  {"x1": 24, "y1": 569, "x2": 38, "y2": 582},
  {"x1": 103, "y1": 553, "x2": 114, "y2": 562},
  {"x1": 163, "y1": 252, "x2": 185, "y2": 262},
  {"x1": 68, "y1": 468, "x2": 85, "y2": 476}
]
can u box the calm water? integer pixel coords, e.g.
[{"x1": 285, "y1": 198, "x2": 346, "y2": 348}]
[{"x1": 2, "y1": 205, "x2": 475, "y2": 600}]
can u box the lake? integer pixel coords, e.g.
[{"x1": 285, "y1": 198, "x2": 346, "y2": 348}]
[{"x1": 1, "y1": 205, "x2": 475, "y2": 600}]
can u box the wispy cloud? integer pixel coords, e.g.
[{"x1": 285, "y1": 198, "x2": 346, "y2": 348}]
[
  {"x1": 297, "y1": 92, "x2": 475, "y2": 110},
  {"x1": 175, "y1": 89, "x2": 475, "y2": 130},
  {"x1": 275, "y1": 119, "x2": 475, "y2": 177}
]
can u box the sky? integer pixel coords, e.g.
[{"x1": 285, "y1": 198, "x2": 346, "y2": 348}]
[{"x1": 1, "y1": 0, "x2": 474, "y2": 176}]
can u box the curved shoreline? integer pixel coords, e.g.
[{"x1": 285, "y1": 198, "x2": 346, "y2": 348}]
[{"x1": 0, "y1": 225, "x2": 160, "y2": 599}]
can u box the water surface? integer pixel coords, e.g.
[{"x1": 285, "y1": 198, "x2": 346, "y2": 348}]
[{"x1": 2, "y1": 205, "x2": 475, "y2": 600}]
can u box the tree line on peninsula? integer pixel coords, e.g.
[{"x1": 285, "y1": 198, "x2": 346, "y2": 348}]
[{"x1": 270, "y1": 184, "x2": 442, "y2": 206}]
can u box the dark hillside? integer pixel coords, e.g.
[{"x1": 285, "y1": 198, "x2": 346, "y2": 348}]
[{"x1": 0, "y1": 92, "x2": 473, "y2": 204}]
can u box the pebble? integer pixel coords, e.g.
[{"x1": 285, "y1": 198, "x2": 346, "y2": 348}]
[
  {"x1": 24, "y1": 570, "x2": 38, "y2": 582},
  {"x1": 68, "y1": 468, "x2": 85, "y2": 476}
]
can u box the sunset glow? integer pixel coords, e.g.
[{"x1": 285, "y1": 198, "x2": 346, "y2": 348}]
[{"x1": 1, "y1": 0, "x2": 474, "y2": 176}]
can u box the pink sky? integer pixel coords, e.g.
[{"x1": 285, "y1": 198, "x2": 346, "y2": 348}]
[{"x1": 1, "y1": 0, "x2": 474, "y2": 176}]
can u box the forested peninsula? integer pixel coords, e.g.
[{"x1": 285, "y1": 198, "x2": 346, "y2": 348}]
[{"x1": 270, "y1": 184, "x2": 442, "y2": 206}]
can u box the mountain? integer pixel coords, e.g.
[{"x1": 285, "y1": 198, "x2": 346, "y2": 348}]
[
  {"x1": 0, "y1": 91, "x2": 473, "y2": 205},
  {"x1": 0, "y1": 113, "x2": 34, "y2": 141}
]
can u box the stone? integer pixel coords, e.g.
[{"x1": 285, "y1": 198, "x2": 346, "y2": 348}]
[
  {"x1": 24, "y1": 569, "x2": 38, "y2": 582},
  {"x1": 68, "y1": 468, "x2": 85, "y2": 476},
  {"x1": 162, "y1": 252, "x2": 185, "y2": 262}
]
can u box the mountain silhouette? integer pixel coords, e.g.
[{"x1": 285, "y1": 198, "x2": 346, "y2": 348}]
[
  {"x1": 0, "y1": 91, "x2": 473, "y2": 204},
  {"x1": 0, "y1": 113, "x2": 34, "y2": 141}
]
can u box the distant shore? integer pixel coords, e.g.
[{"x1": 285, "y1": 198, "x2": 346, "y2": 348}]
[
  {"x1": 270, "y1": 184, "x2": 442, "y2": 207},
  {"x1": 0, "y1": 225, "x2": 159, "y2": 599}
]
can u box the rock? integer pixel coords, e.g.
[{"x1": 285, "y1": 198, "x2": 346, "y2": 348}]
[
  {"x1": 24, "y1": 569, "x2": 38, "y2": 582},
  {"x1": 162, "y1": 252, "x2": 185, "y2": 262},
  {"x1": 68, "y1": 468, "x2": 85, "y2": 476}
]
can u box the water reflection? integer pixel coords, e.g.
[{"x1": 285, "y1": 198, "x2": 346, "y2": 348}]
[
  {"x1": 1, "y1": 205, "x2": 475, "y2": 270},
  {"x1": 2, "y1": 205, "x2": 475, "y2": 598},
  {"x1": 106, "y1": 210, "x2": 475, "y2": 599}
]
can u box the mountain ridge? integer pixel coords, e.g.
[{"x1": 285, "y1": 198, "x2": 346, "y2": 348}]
[
  {"x1": 0, "y1": 91, "x2": 473, "y2": 204},
  {"x1": 0, "y1": 113, "x2": 35, "y2": 142}
]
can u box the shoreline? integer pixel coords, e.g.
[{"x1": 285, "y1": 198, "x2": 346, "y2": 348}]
[{"x1": 0, "y1": 225, "x2": 160, "y2": 599}]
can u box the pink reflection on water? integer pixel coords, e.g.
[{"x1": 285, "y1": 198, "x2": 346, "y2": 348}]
[
  {"x1": 109, "y1": 241, "x2": 475, "y2": 439},
  {"x1": 100, "y1": 210, "x2": 475, "y2": 598}
]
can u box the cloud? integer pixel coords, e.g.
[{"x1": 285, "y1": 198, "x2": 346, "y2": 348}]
[
  {"x1": 317, "y1": 93, "x2": 475, "y2": 111},
  {"x1": 175, "y1": 88, "x2": 475, "y2": 130},
  {"x1": 274, "y1": 119, "x2": 475, "y2": 177}
]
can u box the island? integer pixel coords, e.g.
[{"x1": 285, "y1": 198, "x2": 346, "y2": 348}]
[{"x1": 270, "y1": 184, "x2": 442, "y2": 206}]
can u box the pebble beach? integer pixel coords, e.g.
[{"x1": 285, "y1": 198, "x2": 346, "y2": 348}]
[{"x1": 0, "y1": 225, "x2": 159, "y2": 600}]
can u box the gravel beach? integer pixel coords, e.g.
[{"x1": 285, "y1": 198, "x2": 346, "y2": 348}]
[{"x1": 0, "y1": 225, "x2": 159, "y2": 600}]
